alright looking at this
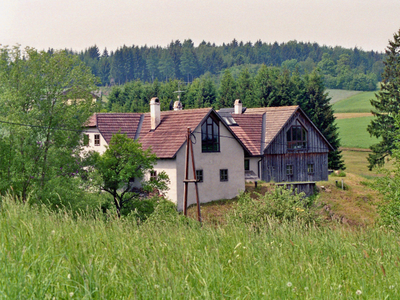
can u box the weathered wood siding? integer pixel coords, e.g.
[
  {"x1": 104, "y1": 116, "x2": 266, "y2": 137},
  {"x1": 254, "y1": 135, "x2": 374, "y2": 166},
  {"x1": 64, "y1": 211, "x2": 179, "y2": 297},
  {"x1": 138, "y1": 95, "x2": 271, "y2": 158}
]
[
  {"x1": 264, "y1": 111, "x2": 330, "y2": 155},
  {"x1": 262, "y1": 152, "x2": 328, "y2": 182},
  {"x1": 262, "y1": 110, "x2": 330, "y2": 183}
]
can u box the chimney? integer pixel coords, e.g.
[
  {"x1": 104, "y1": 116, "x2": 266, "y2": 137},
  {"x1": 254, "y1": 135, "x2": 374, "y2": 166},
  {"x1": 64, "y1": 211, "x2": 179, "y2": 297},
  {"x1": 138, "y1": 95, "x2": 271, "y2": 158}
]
[
  {"x1": 234, "y1": 99, "x2": 242, "y2": 114},
  {"x1": 150, "y1": 97, "x2": 160, "y2": 130},
  {"x1": 173, "y1": 100, "x2": 183, "y2": 111}
]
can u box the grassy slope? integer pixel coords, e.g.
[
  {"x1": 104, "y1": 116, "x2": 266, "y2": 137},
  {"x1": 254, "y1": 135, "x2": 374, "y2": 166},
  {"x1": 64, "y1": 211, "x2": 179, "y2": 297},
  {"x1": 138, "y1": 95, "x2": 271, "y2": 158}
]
[
  {"x1": 327, "y1": 89, "x2": 362, "y2": 104},
  {"x1": 336, "y1": 116, "x2": 380, "y2": 149},
  {"x1": 333, "y1": 91, "x2": 377, "y2": 113},
  {"x1": 1, "y1": 195, "x2": 400, "y2": 299}
]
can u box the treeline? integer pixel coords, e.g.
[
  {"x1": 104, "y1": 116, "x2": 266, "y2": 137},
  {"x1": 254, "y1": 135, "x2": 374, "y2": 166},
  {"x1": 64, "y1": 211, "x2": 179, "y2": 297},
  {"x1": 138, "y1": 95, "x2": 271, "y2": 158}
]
[
  {"x1": 72, "y1": 39, "x2": 384, "y2": 91},
  {"x1": 106, "y1": 66, "x2": 345, "y2": 170}
]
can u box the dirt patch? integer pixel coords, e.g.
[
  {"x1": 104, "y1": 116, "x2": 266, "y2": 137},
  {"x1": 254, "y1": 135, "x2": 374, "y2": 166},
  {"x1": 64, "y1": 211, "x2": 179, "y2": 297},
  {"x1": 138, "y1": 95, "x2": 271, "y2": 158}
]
[{"x1": 334, "y1": 113, "x2": 373, "y2": 119}]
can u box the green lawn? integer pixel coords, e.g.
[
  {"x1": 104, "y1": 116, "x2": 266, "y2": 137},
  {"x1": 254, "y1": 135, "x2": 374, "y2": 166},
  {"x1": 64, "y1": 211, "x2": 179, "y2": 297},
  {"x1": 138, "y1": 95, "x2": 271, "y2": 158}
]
[
  {"x1": 336, "y1": 116, "x2": 380, "y2": 149},
  {"x1": 333, "y1": 91, "x2": 377, "y2": 113}
]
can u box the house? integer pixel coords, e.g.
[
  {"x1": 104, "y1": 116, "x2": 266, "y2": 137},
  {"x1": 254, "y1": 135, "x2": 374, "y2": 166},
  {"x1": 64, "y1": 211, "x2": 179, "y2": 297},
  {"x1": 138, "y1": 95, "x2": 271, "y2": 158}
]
[
  {"x1": 83, "y1": 98, "x2": 250, "y2": 211},
  {"x1": 218, "y1": 100, "x2": 334, "y2": 195}
]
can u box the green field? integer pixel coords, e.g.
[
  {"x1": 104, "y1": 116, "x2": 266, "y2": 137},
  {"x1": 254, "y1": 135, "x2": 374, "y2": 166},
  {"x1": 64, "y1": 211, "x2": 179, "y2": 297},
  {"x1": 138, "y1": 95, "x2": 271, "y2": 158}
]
[
  {"x1": 326, "y1": 89, "x2": 362, "y2": 104},
  {"x1": 333, "y1": 91, "x2": 377, "y2": 113},
  {"x1": 1, "y1": 197, "x2": 400, "y2": 299},
  {"x1": 336, "y1": 116, "x2": 380, "y2": 149}
]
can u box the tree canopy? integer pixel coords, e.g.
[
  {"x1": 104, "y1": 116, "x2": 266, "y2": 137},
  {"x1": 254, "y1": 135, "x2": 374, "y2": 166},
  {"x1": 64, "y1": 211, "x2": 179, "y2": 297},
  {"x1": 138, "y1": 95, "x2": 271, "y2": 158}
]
[{"x1": 368, "y1": 29, "x2": 400, "y2": 169}]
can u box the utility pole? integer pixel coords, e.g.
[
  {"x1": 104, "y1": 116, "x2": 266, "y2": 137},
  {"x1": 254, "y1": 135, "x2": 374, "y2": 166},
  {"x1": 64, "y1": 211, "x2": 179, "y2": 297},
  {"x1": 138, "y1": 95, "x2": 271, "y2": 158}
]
[{"x1": 182, "y1": 127, "x2": 201, "y2": 223}]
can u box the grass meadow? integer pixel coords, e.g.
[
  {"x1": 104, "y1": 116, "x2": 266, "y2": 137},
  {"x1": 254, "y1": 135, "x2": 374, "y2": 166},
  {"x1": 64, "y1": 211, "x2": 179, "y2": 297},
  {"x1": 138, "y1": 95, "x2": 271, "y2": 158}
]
[
  {"x1": 1, "y1": 195, "x2": 400, "y2": 299},
  {"x1": 333, "y1": 92, "x2": 377, "y2": 113},
  {"x1": 327, "y1": 89, "x2": 362, "y2": 105},
  {"x1": 336, "y1": 116, "x2": 380, "y2": 149}
]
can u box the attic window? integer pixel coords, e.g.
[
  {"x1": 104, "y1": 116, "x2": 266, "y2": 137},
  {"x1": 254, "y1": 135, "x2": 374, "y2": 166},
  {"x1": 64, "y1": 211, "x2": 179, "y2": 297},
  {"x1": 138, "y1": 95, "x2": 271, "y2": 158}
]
[
  {"x1": 94, "y1": 134, "x2": 100, "y2": 146},
  {"x1": 202, "y1": 115, "x2": 220, "y2": 152},
  {"x1": 287, "y1": 120, "x2": 307, "y2": 150}
]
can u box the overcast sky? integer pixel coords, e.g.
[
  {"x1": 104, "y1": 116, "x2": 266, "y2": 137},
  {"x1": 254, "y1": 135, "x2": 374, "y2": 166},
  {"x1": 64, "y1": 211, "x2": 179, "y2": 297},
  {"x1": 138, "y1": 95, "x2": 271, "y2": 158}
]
[{"x1": 1, "y1": 0, "x2": 400, "y2": 53}]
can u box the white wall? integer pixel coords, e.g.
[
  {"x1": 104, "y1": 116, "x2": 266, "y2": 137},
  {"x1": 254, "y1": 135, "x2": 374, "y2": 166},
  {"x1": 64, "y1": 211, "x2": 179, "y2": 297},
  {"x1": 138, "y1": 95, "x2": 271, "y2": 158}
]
[
  {"x1": 174, "y1": 122, "x2": 245, "y2": 211},
  {"x1": 248, "y1": 157, "x2": 261, "y2": 179},
  {"x1": 82, "y1": 128, "x2": 108, "y2": 155}
]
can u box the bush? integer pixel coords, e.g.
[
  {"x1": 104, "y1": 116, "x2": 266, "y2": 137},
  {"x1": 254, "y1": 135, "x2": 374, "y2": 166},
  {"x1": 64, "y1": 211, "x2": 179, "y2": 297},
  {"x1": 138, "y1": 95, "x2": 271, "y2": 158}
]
[{"x1": 231, "y1": 186, "x2": 316, "y2": 228}]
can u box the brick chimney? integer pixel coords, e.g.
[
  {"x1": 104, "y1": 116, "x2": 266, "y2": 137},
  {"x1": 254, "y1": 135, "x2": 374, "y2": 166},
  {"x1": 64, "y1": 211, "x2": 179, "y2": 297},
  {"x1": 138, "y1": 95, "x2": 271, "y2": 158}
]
[
  {"x1": 173, "y1": 100, "x2": 183, "y2": 111},
  {"x1": 234, "y1": 99, "x2": 242, "y2": 114},
  {"x1": 150, "y1": 97, "x2": 160, "y2": 130}
]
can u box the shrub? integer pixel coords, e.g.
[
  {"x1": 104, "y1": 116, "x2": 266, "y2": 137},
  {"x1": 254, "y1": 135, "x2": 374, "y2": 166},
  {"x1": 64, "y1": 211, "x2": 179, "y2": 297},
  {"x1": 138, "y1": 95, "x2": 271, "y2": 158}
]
[{"x1": 231, "y1": 186, "x2": 316, "y2": 228}]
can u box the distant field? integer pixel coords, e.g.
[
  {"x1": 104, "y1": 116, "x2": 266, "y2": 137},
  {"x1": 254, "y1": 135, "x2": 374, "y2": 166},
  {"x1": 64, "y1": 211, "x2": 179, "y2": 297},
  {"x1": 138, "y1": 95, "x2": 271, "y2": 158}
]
[
  {"x1": 336, "y1": 116, "x2": 380, "y2": 149},
  {"x1": 326, "y1": 89, "x2": 362, "y2": 104},
  {"x1": 333, "y1": 91, "x2": 377, "y2": 113}
]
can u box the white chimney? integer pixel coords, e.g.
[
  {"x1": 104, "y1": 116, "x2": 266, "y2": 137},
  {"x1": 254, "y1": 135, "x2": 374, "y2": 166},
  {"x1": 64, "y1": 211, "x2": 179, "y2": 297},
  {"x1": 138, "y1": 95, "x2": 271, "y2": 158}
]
[
  {"x1": 234, "y1": 99, "x2": 242, "y2": 114},
  {"x1": 173, "y1": 100, "x2": 183, "y2": 111},
  {"x1": 150, "y1": 97, "x2": 160, "y2": 130}
]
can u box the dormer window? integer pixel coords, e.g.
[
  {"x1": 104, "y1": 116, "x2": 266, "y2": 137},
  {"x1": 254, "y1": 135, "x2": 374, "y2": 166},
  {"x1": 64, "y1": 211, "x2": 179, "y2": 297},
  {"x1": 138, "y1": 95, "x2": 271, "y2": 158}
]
[
  {"x1": 202, "y1": 115, "x2": 220, "y2": 152},
  {"x1": 287, "y1": 119, "x2": 307, "y2": 150}
]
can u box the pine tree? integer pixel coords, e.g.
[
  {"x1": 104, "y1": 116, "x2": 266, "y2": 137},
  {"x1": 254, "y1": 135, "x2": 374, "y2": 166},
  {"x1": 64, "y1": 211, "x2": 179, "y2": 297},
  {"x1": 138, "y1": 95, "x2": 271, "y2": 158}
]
[
  {"x1": 301, "y1": 70, "x2": 345, "y2": 170},
  {"x1": 368, "y1": 29, "x2": 400, "y2": 169}
]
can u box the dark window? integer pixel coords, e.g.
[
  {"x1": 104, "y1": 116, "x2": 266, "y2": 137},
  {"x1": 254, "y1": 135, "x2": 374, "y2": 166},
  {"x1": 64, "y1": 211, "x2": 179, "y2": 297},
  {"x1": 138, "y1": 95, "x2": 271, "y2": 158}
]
[
  {"x1": 244, "y1": 159, "x2": 250, "y2": 171},
  {"x1": 83, "y1": 134, "x2": 89, "y2": 146},
  {"x1": 220, "y1": 169, "x2": 228, "y2": 182},
  {"x1": 287, "y1": 120, "x2": 307, "y2": 150},
  {"x1": 196, "y1": 170, "x2": 203, "y2": 182},
  {"x1": 94, "y1": 134, "x2": 100, "y2": 146},
  {"x1": 286, "y1": 165, "x2": 293, "y2": 175},
  {"x1": 202, "y1": 116, "x2": 220, "y2": 152},
  {"x1": 308, "y1": 164, "x2": 314, "y2": 174},
  {"x1": 150, "y1": 171, "x2": 157, "y2": 181},
  {"x1": 129, "y1": 177, "x2": 135, "y2": 183}
]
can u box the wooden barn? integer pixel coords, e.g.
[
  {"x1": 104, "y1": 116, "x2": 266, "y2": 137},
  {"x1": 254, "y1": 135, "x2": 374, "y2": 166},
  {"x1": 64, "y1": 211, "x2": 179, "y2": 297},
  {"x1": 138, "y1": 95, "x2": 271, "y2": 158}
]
[{"x1": 219, "y1": 100, "x2": 334, "y2": 195}]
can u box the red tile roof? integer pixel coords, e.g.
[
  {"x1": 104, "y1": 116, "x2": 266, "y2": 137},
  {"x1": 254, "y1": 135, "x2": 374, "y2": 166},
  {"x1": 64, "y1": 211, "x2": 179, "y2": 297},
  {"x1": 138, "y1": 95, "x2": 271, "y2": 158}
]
[
  {"x1": 228, "y1": 114, "x2": 263, "y2": 156},
  {"x1": 96, "y1": 113, "x2": 142, "y2": 143},
  {"x1": 138, "y1": 108, "x2": 211, "y2": 158}
]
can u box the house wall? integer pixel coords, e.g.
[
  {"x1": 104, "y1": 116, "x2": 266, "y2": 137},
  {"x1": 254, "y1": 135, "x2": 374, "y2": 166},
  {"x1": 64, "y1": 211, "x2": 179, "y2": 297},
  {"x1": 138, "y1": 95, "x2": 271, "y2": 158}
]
[
  {"x1": 174, "y1": 121, "x2": 245, "y2": 211},
  {"x1": 262, "y1": 111, "x2": 330, "y2": 183},
  {"x1": 247, "y1": 157, "x2": 261, "y2": 179},
  {"x1": 262, "y1": 152, "x2": 328, "y2": 182},
  {"x1": 152, "y1": 159, "x2": 178, "y2": 203},
  {"x1": 82, "y1": 128, "x2": 108, "y2": 155}
]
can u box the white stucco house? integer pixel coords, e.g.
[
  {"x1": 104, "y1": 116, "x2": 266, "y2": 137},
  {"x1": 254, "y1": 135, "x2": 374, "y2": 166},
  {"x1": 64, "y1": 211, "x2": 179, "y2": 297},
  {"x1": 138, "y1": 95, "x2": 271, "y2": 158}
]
[{"x1": 83, "y1": 98, "x2": 250, "y2": 211}]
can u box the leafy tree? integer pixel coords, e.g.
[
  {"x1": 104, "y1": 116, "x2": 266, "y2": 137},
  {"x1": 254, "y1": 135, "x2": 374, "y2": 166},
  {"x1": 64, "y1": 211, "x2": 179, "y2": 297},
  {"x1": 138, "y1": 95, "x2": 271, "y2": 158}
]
[
  {"x1": 217, "y1": 69, "x2": 236, "y2": 108},
  {"x1": 0, "y1": 46, "x2": 98, "y2": 202},
  {"x1": 368, "y1": 29, "x2": 400, "y2": 169},
  {"x1": 254, "y1": 65, "x2": 279, "y2": 107},
  {"x1": 236, "y1": 68, "x2": 255, "y2": 107},
  {"x1": 91, "y1": 133, "x2": 169, "y2": 217}
]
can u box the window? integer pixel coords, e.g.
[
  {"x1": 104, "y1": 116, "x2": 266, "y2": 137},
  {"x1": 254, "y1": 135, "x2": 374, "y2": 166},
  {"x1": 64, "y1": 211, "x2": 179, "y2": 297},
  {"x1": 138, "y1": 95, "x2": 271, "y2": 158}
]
[
  {"x1": 83, "y1": 134, "x2": 89, "y2": 146},
  {"x1": 94, "y1": 134, "x2": 100, "y2": 146},
  {"x1": 220, "y1": 169, "x2": 228, "y2": 182},
  {"x1": 308, "y1": 163, "x2": 314, "y2": 174},
  {"x1": 196, "y1": 170, "x2": 203, "y2": 182},
  {"x1": 202, "y1": 115, "x2": 220, "y2": 152},
  {"x1": 287, "y1": 120, "x2": 307, "y2": 150},
  {"x1": 286, "y1": 165, "x2": 293, "y2": 176},
  {"x1": 244, "y1": 159, "x2": 250, "y2": 171},
  {"x1": 150, "y1": 171, "x2": 157, "y2": 181},
  {"x1": 129, "y1": 177, "x2": 135, "y2": 184}
]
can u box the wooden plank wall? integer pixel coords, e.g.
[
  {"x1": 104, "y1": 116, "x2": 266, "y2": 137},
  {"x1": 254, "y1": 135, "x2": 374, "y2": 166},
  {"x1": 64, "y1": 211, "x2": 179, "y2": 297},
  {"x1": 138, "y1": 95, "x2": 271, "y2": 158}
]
[
  {"x1": 262, "y1": 110, "x2": 330, "y2": 183},
  {"x1": 262, "y1": 152, "x2": 328, "y2": 182},
  {"x1": 265, "y1": 111, "x2": 330, "y2": 155}
]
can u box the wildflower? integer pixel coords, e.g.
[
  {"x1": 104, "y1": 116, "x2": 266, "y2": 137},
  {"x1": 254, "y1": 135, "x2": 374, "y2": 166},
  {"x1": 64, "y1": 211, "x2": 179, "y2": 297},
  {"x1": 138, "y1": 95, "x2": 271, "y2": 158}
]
[
  {"x1": 51, "y1": 230, "x2": 55, "y2": 235},
  {"x1": 338, "y1": 284, "x2": 342, "y2": 289},
  {"x1": 228, "y1": 259, "x2": 232, "y2": 264},
  {"x1": 67, "y1": 274, "x2": 71, "y2": 279},
  {"x1": 304, "y1": 287, "x2": 309, "y2": 291},
  {"x1": 69, "y1": 292, "x2": 74, "y2": 297},
  {"x1": 154, "y1": 285, "x2": 160, "y2": 289},
  {"x1": 356, "y1": 290, "x2": 362, "y2": 295},
  {"x1": 389, "y1": 285, "x2": 395, "y2": 289},
  {"x1": 287, "y1": 282, "x2": 292, "y2": 287}
]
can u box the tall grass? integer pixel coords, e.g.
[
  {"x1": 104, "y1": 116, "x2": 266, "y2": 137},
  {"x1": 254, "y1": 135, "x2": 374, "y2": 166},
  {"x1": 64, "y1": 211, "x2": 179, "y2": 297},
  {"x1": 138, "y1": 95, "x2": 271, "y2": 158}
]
[{"x1": 1, "y1": 195, "x2": 400, "y2": 299}]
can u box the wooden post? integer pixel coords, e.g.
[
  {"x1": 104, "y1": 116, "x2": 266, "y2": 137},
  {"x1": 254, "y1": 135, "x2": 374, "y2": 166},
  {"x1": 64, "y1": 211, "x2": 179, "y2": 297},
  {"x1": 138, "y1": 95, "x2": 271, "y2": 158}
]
[
  {"x1": 183, "y1": 127, "x2": 190, "y2": 216},
  {"x1": 182, "y1": 127, "x2": 201, "y2": 223},
  {"x1": 189, "y1": 132, "x2": 201, "y2": 224}
]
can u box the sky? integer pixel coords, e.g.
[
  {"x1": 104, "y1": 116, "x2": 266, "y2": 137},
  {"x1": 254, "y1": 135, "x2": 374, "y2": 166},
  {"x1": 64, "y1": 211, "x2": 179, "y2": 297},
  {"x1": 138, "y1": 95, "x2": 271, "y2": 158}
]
[{"x1": 1, "y1": 0, "x2": 400, "y2": 53}]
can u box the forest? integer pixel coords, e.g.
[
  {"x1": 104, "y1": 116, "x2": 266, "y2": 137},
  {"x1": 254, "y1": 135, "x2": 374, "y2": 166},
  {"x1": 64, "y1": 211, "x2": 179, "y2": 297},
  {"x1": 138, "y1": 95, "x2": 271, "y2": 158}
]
[{"x1": 70, "y1": 39, "x2": 384, "y2": 91}]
